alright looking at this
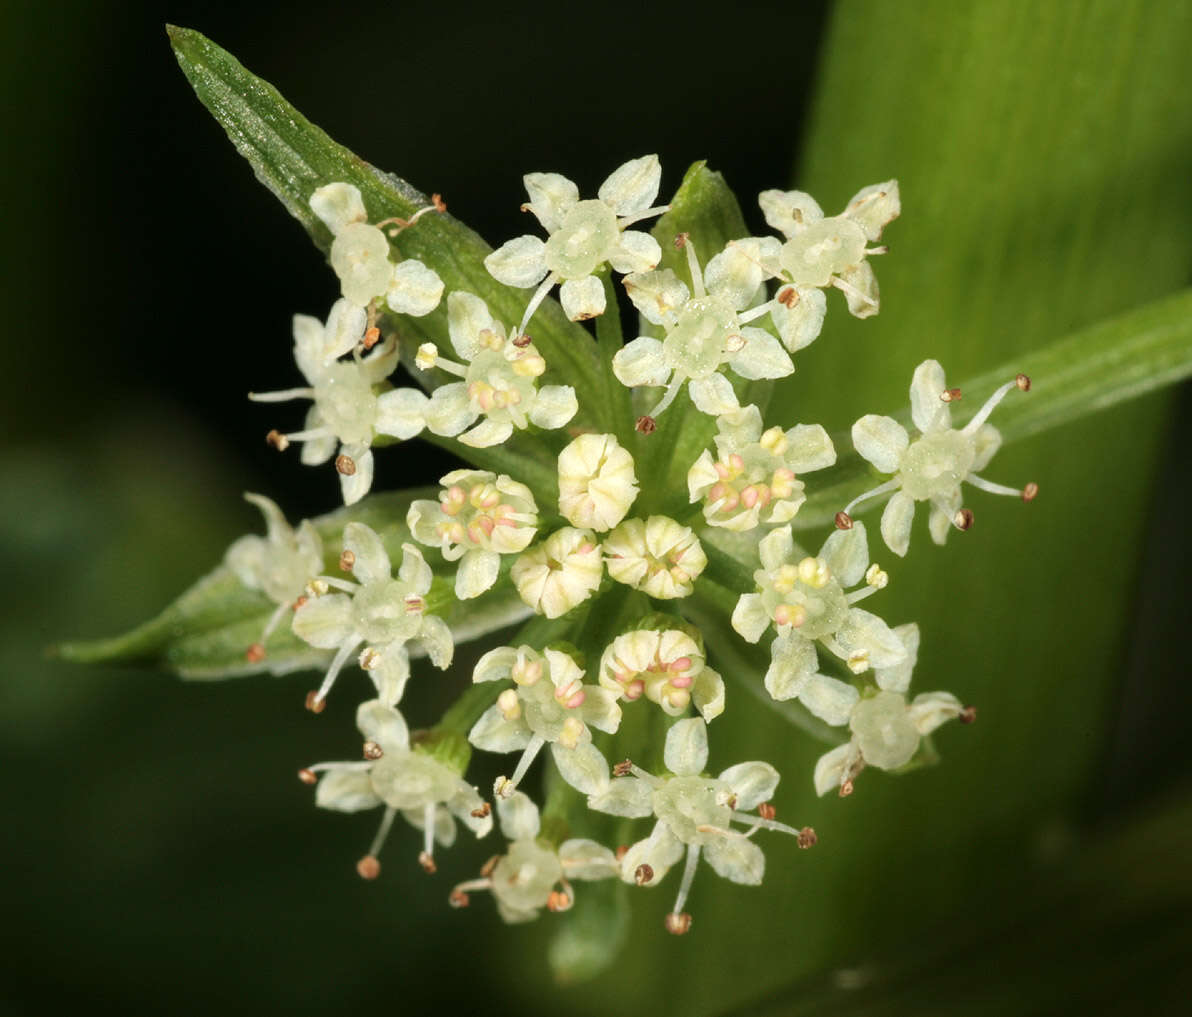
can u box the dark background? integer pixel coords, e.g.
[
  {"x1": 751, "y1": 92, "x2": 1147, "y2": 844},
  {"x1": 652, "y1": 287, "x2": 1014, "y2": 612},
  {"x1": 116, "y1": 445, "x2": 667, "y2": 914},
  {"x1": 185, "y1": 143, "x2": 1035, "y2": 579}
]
[{"x1": 2, "y1": 2, "x2": 1190, "y2": 1015}]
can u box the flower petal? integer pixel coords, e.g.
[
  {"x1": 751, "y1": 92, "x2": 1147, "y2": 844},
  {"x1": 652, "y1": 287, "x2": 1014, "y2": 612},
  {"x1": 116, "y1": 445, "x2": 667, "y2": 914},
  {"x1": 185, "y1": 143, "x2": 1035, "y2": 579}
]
[
  {"x1": 759, "y1": 189, "x2": 824, "y2": 238},
  {"x1": 764, "y1": 632, "x2": 818, "y2": 701},
  {"x1": 731, "y1": 593, "x2": 770, "y2": 643},
  {"x1": 343, "y1": 522, "x2": 391, "y2": 583},
  {"x1": 587, "y1": 777, "x2": 654, "y2": 818},
  {"x1": 386, "y1": 259, "x2": 444, "y2": 316},
  {"x1": 813, "y1": 744, "x2": 852, "y2": 796},
  {"x1": 309, "y1": 182, "x2": 366, "y2": 233},
  {"x1": 598, "y1": 154, "x2": 661, "y2": 216},
  {"x1": 418, "y1": 614, "x2": 454, "y2": 669},
  {"x1": 820, "y1": 519, "x2": 870, "y2": 588},
  {"x1": 424, "y1": 383, "x2": 474, "y2": 437},
  {"x1": 468, "y1": 704, "x2": 533, "y2": 754},
  {"x1": 496, "y1": 790, "x2": 541, "y2": 841},
  {"x1": 356, "y1": 698, "x2": 409, "y2": 751},
  {"x1": 559, "y1": 275, "x2": 606, "y2": 320},
  {"x1": 875, "y1": 622, "x2": 920, "y2": 694},
  {"x1": 375, "y1": 387, "x2": 429, "y2": 440},
  {"x1": 528, "y1": 385, "x2": 578, "y2": 429},
  {"x1": 770, "y1": 286, "x2": 827, "y2": 352},
  {"x1": 612, "y1": 336, "x2": 669, "y2": 388},
  {"x1": 522, "y1": 171, "x2": 579, "y2": 231},
  {"x1": 688, "y1": 373, "x2": 739, "y2": 416},
  {"x1": 447, "y1": 291, "x2": 495, "y2": 362},
  {"x1": 484, "y1": 235, "x2": 549, "y2": 289},
  {"x1": 664, "y1": 717, "x2": 708, "y2": 776},
  {"x1": 315, "y1": 769, "x2": 381, "y2": 812},
  {"x1": 704, "y1": 835, "x2": 765, "y2": 885},
  {"x1": 718, "y1": 761, "x2": 779, "y2": 810},
  {"x1": 705, "y1": 238, "x2": 776, "y2": 309},
  {"x1": 798, "y1": 674, "x2": 860, "y2": 727},
  {"x1": 909, "y1": 359, "x2": 950, "y2": 434},
  {"x1": 551, "y1": 741, "x2": 610, "y2": 796},
  {"x1": 851, "y1": 414, "x2": 909, "y2": 473},
  {"x1": 844, "y1": 179, "x2": 900, "y2": 241},
  {"x1": 292, "y1": 594, "x2": 353, "y2": 648},
  {"x1": 399, "y1": 543, "x2": 433, "y2": 591},
  {"x1": 622, "y1": 269, "x2": 689, "y2": 327},
  {"x1": 460, "y1": 416, "x2": 515, "y2": 448},
  {"x1": 338, "y1": 445, "x2": 374, "y2": 506},
  {"x1": 608, "y1": 230, "x2": 662, "y2": 274},
  {"x1": 881, "y1": 491, "x2": 916, "y2": 557},
  {"x1": 322, "y1": 298, "x2": 368, "y2": 363},
  {"x1": 692, "y1": 667, "x2": 726, "y2": 722},
  {"x1": 455, "y1": 549, "x2": 500, "y2": 600},
  {"x1": 785, "y1": 423, "x2": 836, "y2": 473},
  {"x1": 727, "y1": 327, "x2": 794, "y2": 381},
  {"x1": 559, "y1": 839, "x2": 619, "y2": 880}
]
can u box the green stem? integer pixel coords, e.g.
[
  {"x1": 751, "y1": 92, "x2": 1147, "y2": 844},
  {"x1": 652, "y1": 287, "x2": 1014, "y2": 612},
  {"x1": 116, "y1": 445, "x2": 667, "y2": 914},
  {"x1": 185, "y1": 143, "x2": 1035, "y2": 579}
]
[{"x1": 594, "y1": 268, "x2": 636, "y2": 443}]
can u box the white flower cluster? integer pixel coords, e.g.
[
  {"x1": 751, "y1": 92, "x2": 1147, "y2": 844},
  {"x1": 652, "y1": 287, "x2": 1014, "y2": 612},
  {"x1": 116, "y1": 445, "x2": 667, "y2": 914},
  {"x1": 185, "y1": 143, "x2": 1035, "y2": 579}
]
[{"x1": 217, "y1": 157, "x2": 1038, "y2": 937}]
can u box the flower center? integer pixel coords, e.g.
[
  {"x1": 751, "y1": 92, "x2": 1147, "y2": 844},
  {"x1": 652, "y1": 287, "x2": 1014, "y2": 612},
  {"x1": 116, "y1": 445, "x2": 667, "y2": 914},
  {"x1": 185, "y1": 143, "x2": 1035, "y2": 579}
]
[
  {"x1": 850, "y1": 691, "x2": 920, "y2": 770},
  {"x1": 663, "y1": 296, "x2": 737, "y2": 379},
  {"x1": 899, "y1": 430, "x2": 976, "y2": 500},
  {"x1": 778, "y1": 217, "x2": 866, "y2": 287},
  {"x1": 352, "y1": 578, "x2": 422, "y2": 644},
  {"x1": 652, "y1": 775, "x2": 732, "y2": 844},
  {"x1": 764, "y1": 558, "x2": 848, "y2": 639},
  {"x1": 314, "y1": 363, "x2": 378, "y2": 443},
  {"x1": 543, "y1": 199, "x2": 618, "y2": 278}
]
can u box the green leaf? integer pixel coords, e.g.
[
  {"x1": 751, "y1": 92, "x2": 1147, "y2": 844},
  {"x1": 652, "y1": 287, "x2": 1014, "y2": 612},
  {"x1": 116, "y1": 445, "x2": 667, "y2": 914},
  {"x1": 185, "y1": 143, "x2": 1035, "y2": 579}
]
[
  {"x1": 57, "y1": 490, "x2": 529, "y2": 679},
  {"x1": 166, "y1": 25, "x2": 599, "y2": 397}
]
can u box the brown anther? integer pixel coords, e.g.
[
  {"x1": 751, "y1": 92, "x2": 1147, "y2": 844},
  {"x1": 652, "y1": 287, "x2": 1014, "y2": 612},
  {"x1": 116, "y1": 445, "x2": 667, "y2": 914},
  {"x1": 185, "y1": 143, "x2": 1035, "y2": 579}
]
[
  {"x1": 777, "y1": 286, "x2": 800, "y2": 308},
  {"x1": 266, "y1": 429, "x2": 289, "y2": 451},
  {"x1": 431, "y1": 193, "x2": 447, "y2": 212},
  {"x1": 479, "y1": 855, "x2": 500, "y2": 878},
  {"x1": 304, "y1": 691, "x2": 326, "y2": 714},
  {"x1": 673, "y1": 231, "x2": 690, "y2": 249},
  {"x1": 449, "y1": 889, "x2": 470, "y2": 908},
  {"x1": 612, "y1": 759, "x2": 634, "y2": 778},
  {"x1": 839, "y1": 779, "x2": 855, "y2": 798},
  {"x1": 356, "y1": 855, "x2": 381, "y2": 880},
  {"x1": 940, "y1": 387, "x2": 962, "y2": 403},
  {"x1": 954, "y1": 508, "x2": 975, "y2": 531},
  {"x1": 960, "y1": 705, "x2": 978, "y2": 724},
  {"x1": 665, "y1": 911, "x2": 693, "y2": 935},
  {"x1": 615, "y1": 845, "x2": 629, "y2": 862},
  {"x1": 470, "y1": 802, "x2": 492, "y2": 819},
  {"x1": 757, "y1": 802, "x2": 777, "y2": 821},
  {"x1": 297, "y1": 768, "x2": 317, "y2": 785},
  {"x1": 292, "y1": 595, "x2": 308, "y2": 612},
  {"x1": 797, "y1": 826, "x2": 818, "y2": 849},
  {"x1": 338, "y1": 549, "x2": 357, "y2": 573},
  {"x1": 362, "y1": 326, "x2": 381, "y2": 350},
  {"x1": 362, "y1": 740, "x2": 384, "y2": 760},
  {"x1": 634, "y1": 864, "x2": 654, "y2": 886},
  {"x1": 418, "y1": 851, "x2": 437, "y2": 874},
  {"x1": 834, "y1": 511, "x2": 854, "y2": 530},
  {"x1": 512, "y1": 332, "x2": 532, "y2": 348},
  {"x1": 636, "y1": 415, "x2": 657, "y2": 434},
  {"x1": 335, "y1": 454, "x2": 357, "y2": 476},
  {"x1": 1022, "y1": 482, "x2": 1039, "y2": 503},
  {"x1": 245, "y1": 642, "x2": 266, "y2": 663},
  {"x1": 1015, "y1": 373, "x2": 1032, "y2": 392},
  {"x1": 546, "y1": 890, "x2": 571, "y2": 912}
]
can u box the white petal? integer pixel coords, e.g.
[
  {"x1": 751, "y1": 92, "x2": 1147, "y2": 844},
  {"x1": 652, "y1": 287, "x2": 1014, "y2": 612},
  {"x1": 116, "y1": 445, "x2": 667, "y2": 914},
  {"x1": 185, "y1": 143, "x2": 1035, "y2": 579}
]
[
  {"x1": 447, "y1": 291, "x2": 495, "y2": 362},
  {"x1": 292, "y1": 594, "x2": 353, "y2": 648},
  {"x1": 309, "y1": 182, "x2": 367, "y2": 233},
  {"x1": 587, "y1": 777, "x2": 653, "y2": 818},
  {"x1": 473, "y1": 645, "x2": 520, "y2": 684},
  {"x1": 622, "y1": 269, "x2": 689, "y2": 327},
  {"x1": 731, "y1": 593, "x2": 770, "y2": 643},
  {"x1": 375, "y1": 387, "x2": 429, "y2": 439},
  {"x1": 292, "y1": 313, "x2": 326, "y2": 382},
  {"x1": 838, "y1": 261, "x2": 880, "y2": 318},
  {"x1": 447, "y1": 784, "x2": 493, "y2": 837},
  {"x1": 386, "y1": 259, "x2": 444, "y2": 316},
  {"x1": 424, "y1": 383, "x2": 474, "y2": 437},
  {"x1": 813, "y1": 744, "x2": 852, "y2": 796},
  {"x1": 836, "y1": 608, "x2": 907, "y2": 669},
  {"x1": 758, "y1": 525, "x2": 794, "y2": 571},
  {"x1": 770, "y1": 286, "x2": 827, "y2": 352},
  {"x1": 370, "y1": 646, "x2": 411, "y2": 706},
  {"x1": 727, "y1": 327, "x2": 794, "y2": 381},
  {"x1": 785, "y1": 423, "x2": 836, "y2": 473},
  {"x1": 718, "y1": 761, "x2": 779, "y2": 811},
  {"x1": 356, "y1": 698, "x2": 410, "y2": 752},
  {"x1": 468, "y1": 704, "x2": 533, "y2": 754},
  {"x1": 687, "y1": 449, "x2": 719, "y2": 501},
  {"x1": 399, "y1": 543, "x2": 433, "y2": 591},
  {"x1": 971, "y1": 423, "x2": 1003, "y2": 471},
  {"x1": 598, "y1": 154, "x2": 661, "y2": 216},
  {"x1": 528, "y1": 386, "x2": 578, "y2": 429},
  {"x1": 551, "y1": 742, "x2": 610, "y2": 796},
  {"x1": 497, "y1": 790, "x2": 541, "y2": 841},
  {"x1": 580, "y1": 687, "x2": 623, "y2": 735},
  {"x1": 299, "y1": 406, "x2": 336, "y2": 465},
  {"x1": 559, "y1": 839, "x2": 619, "y2": 880},
  {"x1": 798, "y1": 674, "x2": 860, "y2": 727},
  {"x1": 758, "y1": 189, "x2": 824, "y2": 238},
  {"x1": 559, "y1": 275, "x2": 606, "y2": 321},
  {"x1": 322, "y1": 299, "x2": 368, "y2": 363},
  {"x1": 343, "y1": 522, "x2": 392, "y2": 583},
  {"x1": 418, "y1": 614, "x2": 454, "y2": 669},
  {"x1": 688, "y1": 374, "x2": 739, "y2": 416},
  {"x1": 692, "y1": 667, "x2": 726, "y2": 722},
  {"x1": 664, "y1": 717, "x2": 708, "y2": 776},
  {"x1": 844, "y1": 179, "x2": 900, "y2": 241},
  {"x1": 908, "y1": 691, "x2": 964, "y2": 734},
  {"x1": 338, "y1": 445, "x2": 374, "y2": 506},
  {"x1": 612, "y1": 336, "x2": 669, "y2": 388},
  {"x1": 764, "y1": 632, "x2": 818, "y2": 701},
  {"x1": 881, "y1": 491, "x2": 915, "y2": 557},
  {"x1": 619, "y1": 822, "x2": 684, "y2": 885},
  {"x1": 910, "y1": 359, "x2": 950, "y2": 434},
  {"x1": 608, "y1": 231, "x2": 662, "y2": 274},
  {"x1": 851, "y1": 414, "x2": 909, "y2": 473},
  {"x1": 703, "y1": 834, "x2": 765, "y2": 886},
  {"x1": 875, "y1": 622, "x2": 920, "y2": 694},
  {"x1": 484, "y1": 235, "x2": 549, "y2": 289},
  {"x1": 315, "y1": 769, "x2": 382, "y2": 812},
  {"x1": 522, "y1": 172, "x2": 579, "y2": 231},
  {"x1": 705, "y1": 238, "x2": 774, "y2": 309},
  {"x1": 456, "y1": 549, "x2": 500, "y2": 600},
  {"x1": 820, "y1": 520, "x2": 870, "y2": 588},
  {"x1": 460, "y1": 417, "x2": 514, "y2": 448}
]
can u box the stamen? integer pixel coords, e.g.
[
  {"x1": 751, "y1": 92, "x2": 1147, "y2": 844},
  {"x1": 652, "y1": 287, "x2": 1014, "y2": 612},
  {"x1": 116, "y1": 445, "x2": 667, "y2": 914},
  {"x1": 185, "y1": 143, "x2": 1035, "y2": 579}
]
[
  {"x1": 310, "y1": 636, "x2": 364, "y2": 708},
  {"x1": 680, "y1": 236, "x2": 706, "y2": 298},
  {"x1": 940, "y1": 387, "x2": 962, "y2": 403},
  {"x1": 419, "y1": 802, "x2": 437, "y2": 873},
  {"x1": 671, "y1": 844, "x2": 701, "y2": 919},
  {"x1": 362, "y1": 326, "x2": 381, "y2": 350},
  {"x1": 249, "y1": 387, "x2": 316, "y2": 403},
  {"x1": 842, "y1": 479, "x2": 901, "y2": 517},
  {"x1": 470, "y1": 802, "x2": 491, "y2": 819},
  {"x1": 363, "y1": 741, "x2": 384, "y2": 760},
  {"x1": 612, "y1": 759, "x2": 634, "y2": 778},
  {"x1": 797, "y1": 827, "x2": 818, "y2": 849},
  {"x1": 297, "y1": 768, "x2": 317, "y2": 785},
  {"x1": 617, "y1": 203, "x2": 670, "y2": 228},
  {"x1": 366, "y1": 805, "x2": 398, "y2": 862},
  {"x1": 1022, "y1": 482, "x2": 1039, "y2": 502},
  {"x1": 636, "y1": 415, "x2": 657, "y2": 434},
  {"x1": 304, "y1": 690, "x2": 326, "y2": 714},
  {"x1": 665, "y1": 911, "x2": 693, "y2": 935},
  {"x1": 648, "y1": 377, "x2": 684, "y2": 419},
  {"x1": 962, "y1": 376, "x2": 1026, "y2": 436},
  {"x1": 966, "y1": 474, "x2": 1027, "y2": 499},
  {"x1": 757, "y1": 802, "x2": 776, "y2": 821},
  {"x1": 831, "y1": 274, "x2": 877, "y2": 311},
  {"x1": 260, "y1": 601, "x2": 290, "y2": 643},
  {"x1": 546, "y1": 887, "x2": 574, "y2": 912},
  {"x1": 266, "y1": 429, "x2": 290, "y2": 451},
  {"x1": 517, "y1": 272, "x2": 559, "y2": 338},
  {"x1": 960, "y1": 705, "x2": 978, "y2": 724},
  {"x1": 497, "y1": 735, "x2": 546, "y2": 797}
]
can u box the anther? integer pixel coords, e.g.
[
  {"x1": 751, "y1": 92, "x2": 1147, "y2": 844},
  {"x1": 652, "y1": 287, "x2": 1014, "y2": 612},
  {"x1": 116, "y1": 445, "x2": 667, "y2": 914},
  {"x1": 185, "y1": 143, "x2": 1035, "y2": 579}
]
[
  {"x1": 304, "y1": 691, "x2": 326, "y2": 714},
  {"x1": 835, "y1": 511, "x2": 853, "y2": 530},
  {"x1": 470, "y1": 802, "x2": 491, "y2": 819},
  {"x1": 512, "y1": 333, "x2": 532, "y2": 348},
  {"x1": 418, "y1": 851, "x2": 437, "y2": 874},
  {"x1": 797, "y1": 827, "x2": 818, "y2": 849},
  {"x1": 363, "y1": 740, "x2": 383, "y2": 760},
  {"x1": 839, "y1": 779, "x2": 855, "y2": 798},
  {"x1": 297, "y1": 768, "x2": 317, "y2": 785},
  {"x1": 665, "y1": 912, "x2": 693, "y2": 935},
  {"x1": 245, "y1": 642, "x2": 266, "y2": 663},
  {"x1": 960, "y1": 705, "x2": 978, "y2": 724},
  {"x1": 292, "y1": 595, "x2": 308, "y2": 611},
  {"x1": 339, "y1": 549, "x2": 356, "y2": 572},
  {"x1": 1022, "y1": 482, "x2": 1039, "y2": 503},
  {"x1": 431, "y1": 193, "x2": 447, "y2": 213},
  {"x1": 613, "y1": 759, "x2": 634, "y2": 778},
  {"x1": 634, "y1": 864, "x2": 654, "y2": 886},
  {"x1": 757, "y1": 802, "x2": 776, "y2": 821},
  {"x1": 356, "y1": 855, "x2": 381, "y2": 880},
  {"x1": 449, "y1": 889, "x2": 470, "y2": 908},
  {"x1": 1015, "y1": 373, "x2": 1031, "y2": 392},
  {"x1": 362, "y1": 326, "x2": 381, "y2": 350},
  {"x1": 615, "y1": 845, "x2": 629, "y2": 862},
  {"x1": 266, "y1": 429, "x2": 289, "y2": 451},
  {"x1": 777, "y1": 286, "x2": 800, "y2": 308},
  {"x1": 940, "y1": 387, "x2": 962, "y2": 403},
  {"x1": 953, "y1": 508, "x2": 974, "y2": 531},
  {"x1": 546, "y1": 890, "x2": 572, "y2": 912},
  {"x1": 479, "y1": 855, "x2": 500, "y2": 878},
  {"x1": 673, "y1": 232, "x2": 690, "y2": 249},
  {"x1": 636, "y1": 415, "x2": 657, "y2": 434},
  {"x1": 335, "y1": 454, "x2": 357, "y2": 476}
]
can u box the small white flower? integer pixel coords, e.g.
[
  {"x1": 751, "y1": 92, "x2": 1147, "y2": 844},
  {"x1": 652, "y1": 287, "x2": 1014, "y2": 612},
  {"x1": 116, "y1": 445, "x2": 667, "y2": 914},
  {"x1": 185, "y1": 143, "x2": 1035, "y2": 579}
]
[
  {"x1": 614, "y1": 238, "x2": 794, "y2": 421},
  {"x1": 687, "y1": 404, "x2": 836, "y2": 531},
  {"x1": 844, "y1": 360, "x2": 1034, "y2": 556},
  {"x1": 731, "y1": 522, "x2": 905, "y2": 721},
  {"x1": 557, "y1": 433, "x2": 639, "y2": 532},
  {"x1": 598, "y1": 627, "x2": 724, "y2": 721},
  {"x1": 485, "y1": 156, "x2": 669, "y2": 335},
  {"x1": 305, "y1": 699, "x2": 492, "y2": 874},
  {"x1": 449, "y1": 792, "x2": 618, "y2": 923},
  {"x1": 588, "y1": 719, "x2": 810, "y2": 930},
  {"x1": 291, "y1": 523, "x2": 453, "y2": 709},
  {"x1": 225, "y1": 493, "x2": 324, "y2": 658},
  {"x1": 408, "y1": 470, "x2": 538, "y2": 600},
  {"x1": 603, "y1": 516, "x2": 707, "y2": 599},
  {"x1": 470, "y1": 646, "x2": 622, "y2": 798},
  {"x1": 510, "y1": 528, "x2": 603, "y2": 619},
  {"x1": 421, "y1": 292, "x2": 578, "y2": 448},
  {"x1": 249, "y1": 299, "x2": 431, "y2": 504}
]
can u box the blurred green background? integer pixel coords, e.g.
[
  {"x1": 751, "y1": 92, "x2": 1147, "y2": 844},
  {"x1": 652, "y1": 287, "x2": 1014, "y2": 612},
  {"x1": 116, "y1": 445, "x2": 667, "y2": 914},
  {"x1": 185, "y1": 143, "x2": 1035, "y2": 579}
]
[{"x1": 2, "y1": 1, "x2": 1190, "y2": 1015}]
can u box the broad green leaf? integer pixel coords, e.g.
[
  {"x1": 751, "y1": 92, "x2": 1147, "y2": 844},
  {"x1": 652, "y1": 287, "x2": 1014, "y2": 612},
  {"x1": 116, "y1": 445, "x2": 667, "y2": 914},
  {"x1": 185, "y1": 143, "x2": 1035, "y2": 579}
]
[
  {"x1": 167, "y1": 26, "x2": 600, "y2": 401},
  {"x1": 57, "y1": 490, "x2": 530, "y2": 678}
]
